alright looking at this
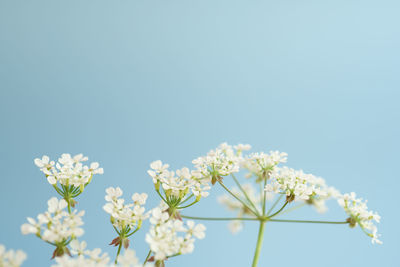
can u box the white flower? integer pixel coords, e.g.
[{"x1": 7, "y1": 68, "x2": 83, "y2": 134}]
[
  {"x1": 34, "y1": 154, "x2": 103, "y2": 190},
  {"x1": 192, "y1": 144, "x2": 239, "y2": 181},
  {"x1": 241, "y1": 151, "x2": 287, "y2": 180},
  {"x1": 265, "y1": 167, "x2": 328, "y2": 202},
  {"x1": 132, "y1": 193, "x2": 148, "y2": 205},
  {"x1": 103, "y1": 187, "x2": 149, "y2": 231},
  {"x1": 0, "y1": 244, "x2": 27, "y2": 267},
  {"x1": 21, "y1": 197, "x2": 85, "y2": 244},
  {"x1": 186, "y1": 220, "x2": 206, "y2": 239},
  {"x1": 338, "y1": 192, "x2": 382, "y2": 244},
  {"x1": 145, "y1": 206, "x2": 206, "y2": 261}
]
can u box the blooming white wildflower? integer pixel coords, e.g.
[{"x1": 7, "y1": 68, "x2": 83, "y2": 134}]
[
  {"x1": 103, "y1": 187, "x2": 149, "y2": 231},
  {"x1": 145, "y1": 207, "x2": 206, "y2": 261},
  {"x1": 233, "y1": 144, "x2": 252, "y2": 155},
  {"x1": 69, "y1": 240, "x2": 110, "y2": 264},
  {"x1": 192, "y1": 143, "x2": 240, "y2": 185},
  {"x1": 265, "y1": 167, "x2": 328, "y2": 202},
  {"x1": 34, "y1": 153, "x2": 103, "y2": 191},
  {"x1": 338, "y1": 192, "x2": 382, "y2": 244},
  {"x1": 21, "y1": 197, "x2": 85, "y2": 244},
  {"x1": 147, "y1": 162, "x2": 211, "y2": 209},
  {"x1": 0, "y1": 244, "x2": 26, "y2": 267},
  {"x1": 241, "y1": 151, "x2": 287, "y2": 180}
]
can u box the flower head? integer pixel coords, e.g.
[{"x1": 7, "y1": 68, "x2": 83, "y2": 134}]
[{"x1": 338, "y1": 192, "x2": 382, "y2": 244}]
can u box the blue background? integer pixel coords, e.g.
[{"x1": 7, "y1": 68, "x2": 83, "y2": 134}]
[{"x1": 0, "y1": 0, "x2": 398, "y2": 266}]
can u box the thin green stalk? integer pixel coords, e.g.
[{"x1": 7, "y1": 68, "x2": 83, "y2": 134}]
[
  {"x1": 115, "y1": 242, "x2": 122, "y2": 264},
  {"x1": 268, "y1": 219, "x2": 348, "y2": 224},
  {"x1": 262, "y1": 175, "x2": 267, "y2": 215},
  {"x1": 266, "y1": 194, "x2": 283, "y2": 216},
  {"x1": 179, "y1": 194, "x2": 194, "y2": 205},
  {"x1": 251, "y1": 221, "x2": 266, "y2": 267},
  {"x1": 276, "y1": 202, "x2": 306, "y2": 216},
  {"x1": 181, "y1": 215, "x2": 259, "y2": 221},
  {"x1": 231, "y1": 174, "x2": 260, "y2": 214},
  {"x1": 177, "y1": 200, "x2": 198, "y2": 209},
  {"x1": 143, "y1": 250, "x2": 152, "y2": 265},
  {"x1": 267, "y1": 201, "x2": 289, "y2": 219},
  {"x1": 67, "y1": 202, "x2": 71, "y2": 214},
  {"x1": 126, "y1": 227, "x2": 140, "y2": 237},
  {"x1": 155, "y1": 189, "x2": 168, "y2": 204},
  {"x1": 218, "y1": 180, "x2": 260, "y2": 217}
]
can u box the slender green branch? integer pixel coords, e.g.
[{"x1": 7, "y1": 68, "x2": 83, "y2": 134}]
[
  {"x1": 177, "y1": 200, "x2": 198, "y2": 209},
  {"x1": 218, "y1": 180, "x2": 260, "y2": 217},
  {"x1": 155, "y1": 189, "x2": 168, "y2": 204},
  {"x1": 231, "y1": 174, "x2": 260, "y2": 214},
  {"x1": 67, "y1": 202, "x2": 72, "y2": 214},
  {"x1": 251, "y1": 221, "x2": 266, "y2": 267},
  {"x1": 266, "y1": 194, "x2": 283, "y2": 216},
  {"x1": 126, "y1": 227, "x2": 140, "y2": 237},
  {"x1": 143, "y1": 250, "x2": 152, "y2": 265},
  {"x1": 262, "y1": 175, "x2": 267, "y2": 215},
  {"x1": 277, "y1": 202, "x2": 306, "y2": 216},
  {"x1": 267, "y1": 201, "x2": 289, "y2": 219},
  {"x1": 268, "y1": 219, "x2": 349, "y2": 224},
  {"x1": 114, "y1": 242, "x2": 122, "y2": 264},
  {"x1": 181, "y1": 215, "x2": 259, "y2": 221},
  {"x1": 179, "y1": 194, "x2": 194, "y2": 205}
]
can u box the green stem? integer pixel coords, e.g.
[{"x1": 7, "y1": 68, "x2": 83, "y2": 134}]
[
  {"x1": 267, "y1": 201, "x2": 289, "y2": 219},
  {"x1": 177, "y1": 200, "x2": 198, "y2": 209},
  {"x1": 181, "y1": 215, "x2": 259, "y2": 221},
  {"x1": 266, "y1": 194, "x2": 283, "y2": 216},
  {"x1": 231, "y1": 174, "x2": 260, "y2": 214},
  {"x1": 179, "y1": 194, "x2": 194, "y2": 205},
  {"x1": 251, "y1": 221, "x2": 266, "y2": 267},
  {"x1": 115, "y1": 242, "x2": 122, "y2": 264},
  {"x1": 156, "y1": 189, "x2": 168, "y2": 204},
  {"x1": 276, "y1": 202, "x2": 306, "y2": 216},
  {"x1": 218, "y1": 180, "x2": 260, "y2": 217},
  {"x1": 143, "y1": 250, "x2": 152, "y2": 265},
  {"x1": 268, "y1": 219, "x2": 348, "y2": 224},
  {"x1": 67, "y1": 202, "x2": 71, "y2": 214}
]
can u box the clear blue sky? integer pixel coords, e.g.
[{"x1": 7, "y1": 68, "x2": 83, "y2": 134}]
[{"x1": 0, "y1": 0, "x2": 398, "y2": 266}]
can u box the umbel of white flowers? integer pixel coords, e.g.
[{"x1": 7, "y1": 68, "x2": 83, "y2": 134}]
[{"x1": 8, "y1": 144, "x2": 381, "y2": 267}]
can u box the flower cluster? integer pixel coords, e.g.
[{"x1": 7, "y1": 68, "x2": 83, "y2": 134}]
[
  {"x1": 338, "y1": 192, "x2": 382, "y2": 244},
  {"x1": 21, "y1": 197, "x2": 85, "y2": 244},
  {"x1": 147, "y1": 161, "x2": 210, "y2": 211},
  {"x1": 145, "y1": 207, "x2": 206, "y2": 262},
  {"x1": 34, "y1": 154, "x2": 103, "y2": 191},
  {"x1": 241, "y1": 151, "x2": 288, "y2": 181},
  {"x1": 192, "y1": 143, "x2": 240, "y2": 185},
  {"x1": 52, "y1": 248, "x2": 152, "y2": 267},
  {"x1": 0, "y1": 244, "x2": 26, "y2": 267},
  {"x1": 103, "y1": 187, "x2": 149, "y2": 231},
  {"x1": 265, "y1": 167, "x2": 330, "y2": 202}
]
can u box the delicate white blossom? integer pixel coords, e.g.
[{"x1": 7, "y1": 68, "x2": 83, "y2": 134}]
[
  {"x1": 0, "y1": 244, "x2": 26, "y2": 267},
  {"x1": 338, "y1": 192, "x2": 382, "y2": 244},
  {"x1": 34, "y1": 153, "x2": 103, "y2": 190},
  {"x1": 147, "y1": 161, "x2": 211, "y2": 204},
  {"x1": 265, "y1": 167, "x2": 329, "y2": 202},
  {"x1": 241, "y1": 151, "x2": 287, "y2": 180},
  {"x1": 21, "y1": 197, "x2": 85, "y2": 244},
  {"x1": 145, "y1": 207, "x2": 206, "y2": 261},
  {"x1": 192, "y1": 143, "x2": 240, "y2": 184},
  {"x1": 103, "y1": 187, "x2": 149, "y2": 231}
]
